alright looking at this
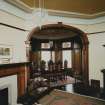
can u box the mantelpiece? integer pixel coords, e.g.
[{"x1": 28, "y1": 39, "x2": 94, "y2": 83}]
[{"x1": 0, "y1": 62, "x2": 30, "y2": 97}]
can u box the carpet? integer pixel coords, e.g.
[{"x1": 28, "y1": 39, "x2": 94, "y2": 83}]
[{"x1": 39, "y1": 89, "x2": 105, "y2": 105}]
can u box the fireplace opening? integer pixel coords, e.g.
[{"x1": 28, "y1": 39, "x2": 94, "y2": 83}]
[{"x1": 0, "y1": 88, "x2": 8, "y2": 105}]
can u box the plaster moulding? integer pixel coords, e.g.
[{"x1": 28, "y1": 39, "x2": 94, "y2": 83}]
[
  {"x1": 4, "y1": 0, "x2": 105, "y2": 19},
  {"x1": 47, "y1": 9, "x2": 105, "y2": 19},
  {"x1": 2, "y1": 0, "x2": 105, "y2": 25},
  {"x1": 5, "y1": 0, "x2": 34, "y2": 13}
]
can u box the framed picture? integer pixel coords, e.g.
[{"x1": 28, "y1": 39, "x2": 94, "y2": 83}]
[{"x1": 0, "y1": 44, "x2": 13, "y2": 59}]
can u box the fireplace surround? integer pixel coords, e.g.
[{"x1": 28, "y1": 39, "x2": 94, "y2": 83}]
[
  {"x1": 0, "y1": 62, "x2": 29, "y2": 105},
  {"x1": 0, "y1": 75, "x2": 22, "y2": 105},
  {"x1": 0, "y1": 62, "x2": 29, "y2": 97}
]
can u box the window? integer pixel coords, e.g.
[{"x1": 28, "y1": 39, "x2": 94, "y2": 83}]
[
  {"x1": 41, "y1": 43, "x2": 50, "y2": 49},
  {"x1": 41, "y1": 51, "x2": 55, "y2": 68},
  {"x1": 62, "y1": 50, "x2": 72, "y2": 68},
  {"x1": 62, "y1": 42, "x2": 71, "y2": 48}
]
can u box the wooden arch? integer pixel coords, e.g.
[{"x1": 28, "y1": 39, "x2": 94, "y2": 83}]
[{"x1": 27, "y1": 22, "x2": 89, "y2": 85}]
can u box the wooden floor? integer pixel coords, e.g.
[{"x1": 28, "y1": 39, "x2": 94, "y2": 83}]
[
  {"x1": 39, "y1": 89, "x2": 105, "y2": 105},
  {"x1": 18, "y1": 77, "x2": 105, "y2": 105}
]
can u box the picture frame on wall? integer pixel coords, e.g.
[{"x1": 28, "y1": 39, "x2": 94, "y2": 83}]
[{"x1": 0, "y1": 44, "x2": 13, "y2": 64}]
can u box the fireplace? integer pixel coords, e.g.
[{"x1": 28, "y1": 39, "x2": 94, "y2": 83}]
[
  {"x1": 0, "y1": 75, "x2": 22, "y2": 105},
  {"x1": 0, "y1": 62, "x2": 30, "y2": 97}
]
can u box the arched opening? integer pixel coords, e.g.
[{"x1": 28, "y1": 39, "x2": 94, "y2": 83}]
[{"x1": 26, "y1": 22, "x2": 89, "y2": 85}]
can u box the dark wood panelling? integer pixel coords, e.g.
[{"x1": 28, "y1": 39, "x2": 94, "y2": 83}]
[{"x1": 27, "y1": 23, "x2": 89, "y2": 85}]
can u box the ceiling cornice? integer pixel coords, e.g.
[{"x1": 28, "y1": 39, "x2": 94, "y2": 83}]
[
  {"x1": 4, "y1": 0, "x2": 105, "y2": 19},
  {"x1": 5, "y1": 0, "x2": 34, "y2": 13},
  {"x1": 48, "y1": 9, "x2": 105, "y2": 19},
  {"x1": 1, "y1": 0, "x2": 105, "y2": 26}
]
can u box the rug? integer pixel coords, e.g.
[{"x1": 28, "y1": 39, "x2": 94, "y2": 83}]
[{"x1": 39, "y1": 89, "x2": 105, "y2": 105}]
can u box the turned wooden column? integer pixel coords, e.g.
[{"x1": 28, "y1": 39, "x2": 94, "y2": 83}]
[{"x1": 101, "y1": 69, "x2": 105, "y2": 92}]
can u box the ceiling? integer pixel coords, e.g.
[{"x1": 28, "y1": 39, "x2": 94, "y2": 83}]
[
  {"x1": 5, "y1": 0, "x2": 105, "y2": 18},
  {"x1": 21, "y1": 0, "x2": 105, "y2": 14}
]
